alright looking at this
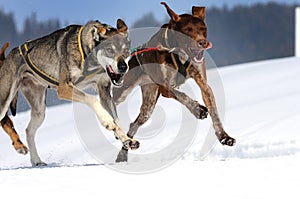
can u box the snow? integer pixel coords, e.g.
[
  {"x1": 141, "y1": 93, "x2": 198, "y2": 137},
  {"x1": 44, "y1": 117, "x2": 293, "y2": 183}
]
[{"x1": 0, "y1": 57, "x2": 300, "y2": 198}]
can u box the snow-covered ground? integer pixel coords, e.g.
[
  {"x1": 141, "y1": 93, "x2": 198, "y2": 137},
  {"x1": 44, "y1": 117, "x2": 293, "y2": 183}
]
[{"x1": 0, "y1": 57, "x2": 300, "y2": 198}]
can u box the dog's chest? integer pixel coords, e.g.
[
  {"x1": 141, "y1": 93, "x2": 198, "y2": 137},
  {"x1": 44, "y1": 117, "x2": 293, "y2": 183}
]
[{"x1": 69, "y1": 66, "x2": 83, "y2": 82}]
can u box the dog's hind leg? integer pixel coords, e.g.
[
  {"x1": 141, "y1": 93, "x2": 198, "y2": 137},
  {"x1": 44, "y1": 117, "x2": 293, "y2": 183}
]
[
  {"x1": 0, "y1": 42, "x2": 28, "y2": 154},
  {"x1": 116, "y1": 84, "x2": 159, "y2": 162},
  {"x1": 1, "y1": 113, "x2": 28, "y2": 155},
  {"x1": 127, "y1": 84, "x2": 159, "y2": 138},
  {"x1": 20, "y1": 74, "x2": 47, "y2": 166}
]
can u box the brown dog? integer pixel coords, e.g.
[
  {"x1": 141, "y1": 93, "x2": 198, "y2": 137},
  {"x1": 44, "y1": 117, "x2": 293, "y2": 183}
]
[
  {"x1": 114, "y1": 2, "x2": 236, "y2": 162},
  {"x1": 0, "y1": 43, "x2": 28, "y2": 155}
]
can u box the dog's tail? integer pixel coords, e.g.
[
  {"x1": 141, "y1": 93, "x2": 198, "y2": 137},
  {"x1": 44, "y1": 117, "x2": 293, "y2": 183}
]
[{"x1": 0, "y1": 42, "x2": 18, "y2": 116}]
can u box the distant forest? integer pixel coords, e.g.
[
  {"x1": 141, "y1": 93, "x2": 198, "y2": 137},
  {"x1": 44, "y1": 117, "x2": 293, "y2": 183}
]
[
  {"x1": 0, "y1": 2, "x2": 298, "y2": 67},
  {"x1": 0, "y1": 2, "x2": 298, "y2": 112}
]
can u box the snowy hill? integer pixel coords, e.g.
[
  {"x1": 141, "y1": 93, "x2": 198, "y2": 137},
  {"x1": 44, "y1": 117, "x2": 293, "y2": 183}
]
[{"x1": 0, "y1": 57, "x2": 300, "y2": 198}]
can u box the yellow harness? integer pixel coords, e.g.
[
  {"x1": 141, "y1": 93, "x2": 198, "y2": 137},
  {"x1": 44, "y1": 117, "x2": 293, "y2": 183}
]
[{"x1": 19, "y1": 26, "x2": 85, "y2": 86}]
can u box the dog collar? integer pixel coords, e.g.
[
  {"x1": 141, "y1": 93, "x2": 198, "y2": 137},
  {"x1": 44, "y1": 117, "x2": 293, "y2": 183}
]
[
  {"x1": 164, "y1": 27, "x2": 171, "y2": 48},
  {"x1": 78, "y1": 26, "x2": 85, "y2": 66}
]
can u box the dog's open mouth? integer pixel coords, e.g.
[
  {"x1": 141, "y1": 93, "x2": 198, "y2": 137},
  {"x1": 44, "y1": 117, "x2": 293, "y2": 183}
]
[
  {"x1": 106, "y1": 65, "x2": 123, "y2": 87},
  {"x1": 189, "y1": 48, "x2": 204, "y2": 63},
  {"x1": 189, "y1": 42, "x2": 213, "y2": 64}
]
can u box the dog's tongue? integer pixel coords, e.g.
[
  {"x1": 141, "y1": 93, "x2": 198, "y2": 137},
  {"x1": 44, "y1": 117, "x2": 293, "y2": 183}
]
[
  {"x1": 107, "y1": 65, "x2": 115, "y2": 74},
  {"x1": 206, "y1": 42, "x2": 213, "y2": 50}
]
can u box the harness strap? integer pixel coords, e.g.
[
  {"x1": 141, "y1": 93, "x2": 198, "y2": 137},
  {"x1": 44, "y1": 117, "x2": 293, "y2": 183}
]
[
  {"x1": 170, "y1": 53, "x2": 191, "y2": 77},
  {"x1": 131, "y1": 46, "x2": 192, "y2": 86},
  {"x1": 78, "y1": 26, "x2": 85, "y2": 69},
  {"x1": 170, "y1": 53, "x2": 192, "y2": 86},
  {"x1": 19, "y1": 26, "x2": 86, "y2": 86},
  {"x1": 75, "y1": 67, "x2": 103, "y2": 84},
  {"x1": 19, "y1": 43, "x2": 60, "y2": 86},
  {"x1": 130, "y1": 47, "x2": 159, "y2": 57}
]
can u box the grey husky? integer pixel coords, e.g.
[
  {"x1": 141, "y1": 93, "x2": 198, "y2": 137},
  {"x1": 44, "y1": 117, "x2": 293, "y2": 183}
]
[{"x1": 0, "y1": 19, "x2": 139, "y2": 166}]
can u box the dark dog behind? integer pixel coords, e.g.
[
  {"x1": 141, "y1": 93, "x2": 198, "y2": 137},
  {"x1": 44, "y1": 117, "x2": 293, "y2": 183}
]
[
  {"x1": 0, "y1": 43, "x2": 28, "y2": 155},
  {"x1": 114, "y1": 2, "x2": 236, "y2": 162}
]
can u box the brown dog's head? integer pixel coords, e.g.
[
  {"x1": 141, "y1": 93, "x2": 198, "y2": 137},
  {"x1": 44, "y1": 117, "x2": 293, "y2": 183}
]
[{"x1": 161, "y1": 2, "x2": 212, "y2": 64}]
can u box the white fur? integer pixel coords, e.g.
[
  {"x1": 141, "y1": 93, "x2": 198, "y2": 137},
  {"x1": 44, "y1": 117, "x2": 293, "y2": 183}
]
[{"x1": 96, "y1": 50, "x2": 118, "y2": 72}]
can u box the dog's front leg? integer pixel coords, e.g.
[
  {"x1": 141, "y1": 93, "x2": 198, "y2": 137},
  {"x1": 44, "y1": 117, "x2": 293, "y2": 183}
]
[
  {"x1": 57, "y1": 82, "x2": 139, "y2": 150},
  {"x1": 97, "y1": 83, "x2": 125, "y2": 142},
  {"x1": 190, "y1": 67, "x2": 236, "y2": 146},
  {"x1": 97, "y1": 83, "x2": 119, "y2": 125}
]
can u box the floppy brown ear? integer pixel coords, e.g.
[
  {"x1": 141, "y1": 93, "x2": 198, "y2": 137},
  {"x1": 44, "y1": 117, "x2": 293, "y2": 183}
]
[
  {"x1": 92, "y1": 25, "x2": 107, "y2": 42},
  {"x1": 117, "y1": 19, "x2": 128, "y2": 33},
  {"x1": 97, "y1": 27, "x2": 107, "y2": 35},
  {"x1": 192, "y1": 6, "x2": 205, "y2": 20},
  {"x1": 161, "y1": 2, "x2": 180, "y2": 22}
]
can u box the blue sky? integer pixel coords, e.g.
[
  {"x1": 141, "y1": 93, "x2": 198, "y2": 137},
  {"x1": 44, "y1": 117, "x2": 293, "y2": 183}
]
[{"x1": 0, "y1": 0, "x2": 298, "y2": 31}]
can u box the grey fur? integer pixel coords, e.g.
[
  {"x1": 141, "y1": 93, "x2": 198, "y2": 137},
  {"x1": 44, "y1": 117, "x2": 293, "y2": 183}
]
[{"x1": 0, "y1": 19, "x2": 139, "y2": 166}]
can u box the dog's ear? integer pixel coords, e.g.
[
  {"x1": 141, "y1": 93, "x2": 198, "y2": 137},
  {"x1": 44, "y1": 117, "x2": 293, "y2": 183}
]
[
  {"x1": 92, "y1": 25, "x2": 107, "y2": 41},
  {"x1": 161, "y1": 2, "x2": 180, "y2": 22},
  {"x1": 97, "y1": 26, "x2": 107, "y2": 35},
  {"x1": 117, "y1": 19, "x2": 128, "y2": 34},
  {"x1": 192, "y1": 6, "x2": 205, "y2": 20}
]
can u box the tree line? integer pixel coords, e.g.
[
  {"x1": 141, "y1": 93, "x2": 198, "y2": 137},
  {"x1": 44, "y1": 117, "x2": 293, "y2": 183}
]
[
  {"x1": 0, "y1": 3, "x2": 298, "y2": 111},
  {"x1": 0, "y1": 2, "x2": 298, "y2": 66},
  {"x1": 0, "y1": 12, "x2": 60, "y2": 50}
]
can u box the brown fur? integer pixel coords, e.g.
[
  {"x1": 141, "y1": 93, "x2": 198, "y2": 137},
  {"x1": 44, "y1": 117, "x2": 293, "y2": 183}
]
[
  {"x1": 114, "y1": 2, "x2": 235, "y2": 162},
  {"x1": 0, "y1": 43, "x2": 28, "y2": 155}
]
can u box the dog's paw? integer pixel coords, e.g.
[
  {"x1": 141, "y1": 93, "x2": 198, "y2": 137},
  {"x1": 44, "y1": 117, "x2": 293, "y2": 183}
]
[
  {"x1": 13, "y1": 141, "x2": 28, "y2": 155},
  {"x1": 221, "y1": 137, "x2": 236, "y2": 146},
  {"x1": 191, "y1": 102, "x2": 208, "y2": 120},
  {"x1": 216, "y1": 131, "x2": 236, "y2": 146},
  {"x1": 32, "y1": 161, "x2": 47, "y2": 167},
  {"x1": 123, "y1": 139, "x2": 140, "y2": 150}
]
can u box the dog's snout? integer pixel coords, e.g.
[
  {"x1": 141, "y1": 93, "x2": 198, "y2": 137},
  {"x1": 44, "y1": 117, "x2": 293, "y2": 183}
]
[
  {"x1": 117, "y1": 58, "x2": 128, "y2": 74},
  {"x1": 199, "y1": 40, "x2": 208, "y2": 48}
]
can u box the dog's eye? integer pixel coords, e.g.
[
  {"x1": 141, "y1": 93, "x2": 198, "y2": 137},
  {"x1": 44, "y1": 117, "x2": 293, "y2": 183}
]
[
  {"x1": 106, "y1": 48, "x2": 114, "y2": 54},
  {"x1": 187, "y1": 27, "x2": 193, "y2": 32}
]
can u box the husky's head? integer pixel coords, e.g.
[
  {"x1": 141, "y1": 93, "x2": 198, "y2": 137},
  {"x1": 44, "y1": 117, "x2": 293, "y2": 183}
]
[{"x1": 95, "y1": 19, "x2": 130, "y2": 87}]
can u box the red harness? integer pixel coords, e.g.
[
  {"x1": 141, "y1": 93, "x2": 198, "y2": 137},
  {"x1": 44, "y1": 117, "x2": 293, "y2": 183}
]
[{"x1": 130, "y1": 47, "x2": 160, "y2": 57}]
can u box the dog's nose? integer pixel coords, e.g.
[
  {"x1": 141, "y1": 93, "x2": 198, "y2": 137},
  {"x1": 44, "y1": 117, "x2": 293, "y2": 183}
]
[
  {"x1": 117, "y1": 59, "x2": 128, "y2": 73},
  {"x1": 199, "y1": 40, "x2": 208, "y2": 48}
]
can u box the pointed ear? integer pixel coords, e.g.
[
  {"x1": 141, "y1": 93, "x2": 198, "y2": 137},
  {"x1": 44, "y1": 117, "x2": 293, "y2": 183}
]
[
  {"x1": 117, "y1": 19, "x2": 128, "y2": 33},
  {"x1": 192, "y1": 6, "x2": 205, "y2": 20},
  {"x1": 161, "y1": 2, "x2": 180, "y2": 22}
]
